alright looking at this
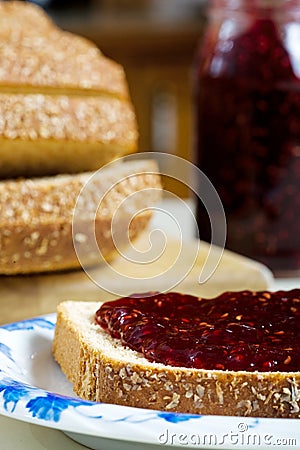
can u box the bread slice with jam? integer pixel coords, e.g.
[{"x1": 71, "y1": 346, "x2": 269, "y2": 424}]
[{"x1": 52, "y1": 291, "x2": 300, "y2": 418}]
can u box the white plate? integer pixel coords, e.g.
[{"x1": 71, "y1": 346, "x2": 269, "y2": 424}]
[{"x1": 0, "y1": 315, "x2": 299, "y2": 450}]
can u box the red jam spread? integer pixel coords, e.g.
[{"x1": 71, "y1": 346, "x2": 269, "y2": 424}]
[
  {"x1": 95, "y1": 290, "x2": 300, "y2": 372},
  {"x1": 194, "y1": 12, "x2": 300, "y2": 273}
]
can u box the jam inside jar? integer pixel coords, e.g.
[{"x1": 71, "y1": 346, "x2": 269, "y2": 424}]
[{"x1": 194, "y1": 0, "x2": 300, "y2": 275}]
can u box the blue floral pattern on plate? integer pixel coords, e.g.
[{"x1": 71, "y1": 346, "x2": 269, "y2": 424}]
[
  {"x1": 0, "y1": 314, "x2": 299, "y2": 450},
  {"x1": 1, "y1": 317, "x2": 55, "y2": 332}
]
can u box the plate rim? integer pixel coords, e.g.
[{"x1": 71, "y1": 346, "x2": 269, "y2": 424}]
[{"x1": 0, "y1": 313, "x2": 299, "y2": 450}]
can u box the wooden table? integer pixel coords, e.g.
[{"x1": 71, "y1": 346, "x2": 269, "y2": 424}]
[{"x1": 0, "y1": 199, "x2": 296, "y2": 450}]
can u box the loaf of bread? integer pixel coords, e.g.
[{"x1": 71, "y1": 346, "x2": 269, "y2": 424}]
[
  {"x1": 0, "y1": 1, "x2": 137, "y2": 178},
  {"x1": 0, "y1": 160, "x2": 161, "y2": 274},
  {"x1": 53, "y1": 299, "x2": 300, "y2": 418}
]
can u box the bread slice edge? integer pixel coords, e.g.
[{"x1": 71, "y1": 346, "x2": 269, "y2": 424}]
[{"x1": 52, "y1": 300, "x2": 300, "y2": 418}]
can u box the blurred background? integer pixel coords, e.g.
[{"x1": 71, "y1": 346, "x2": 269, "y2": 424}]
[{"x1": 29, "y1": 0, "x2": 207, "y2": 196}]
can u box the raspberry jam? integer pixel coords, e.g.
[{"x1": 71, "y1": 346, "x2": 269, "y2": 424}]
[
  {"x1": 95, "y1": 290, "x2": 300, "y2": 372},
  {"x1": 194, "y1": 1, "x2": 300, "y2": 274}
]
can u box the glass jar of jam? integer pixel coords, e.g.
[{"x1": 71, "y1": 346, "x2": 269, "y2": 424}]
[{"x1": 194, "y1": 0, "x2": 300, "y2": 276}]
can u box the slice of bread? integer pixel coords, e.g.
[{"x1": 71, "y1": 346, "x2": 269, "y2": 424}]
[
  {"x1": 0, "y1": 1, "x2": 137, "y2": 178},
  {"x1": 0, "y1": 159, "x2": 161, "y2": 274},
  {"x1": 0, "y1": 2, "x2": 128, "y2": 97},
  {"x1": 0, "y1": 93, "x2": 137, "y2": 178},
  {"x1": 53, "y1": 300, "x2": 300, "y2": 418}
]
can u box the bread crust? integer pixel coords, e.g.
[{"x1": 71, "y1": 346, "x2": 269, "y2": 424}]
[
  {"x1": 53, "y1": 301, "x2": 300, "y2": 418},
  {"x1": 0, "y1": 2, "x2": 128, "y2": 98},
  {"x1": 0, "y1": 1, "x2": 138, "y2": 178},
  {"x1": 0, "y1": 93, "x2": 137, "y2": 178},
  {"x1": 0, "y1": 160, "x2": 161, "y2": 274}
]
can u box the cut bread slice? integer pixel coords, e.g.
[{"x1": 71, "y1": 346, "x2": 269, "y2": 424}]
[
  {"x1": 0, "y1": 2, "x2": 128, "y2": 98},
  {"x1": 0, "y1": 1, "x2": 137, "y2": 178},
  {"x1": 53, "y1": 300, "x2": 300, "y2": 418},
  {"x1": 0, "y1": 93, "x2": 137, "y2": 178},
  {"x1": 0, "y1": 159, "x2": 161, "y2": 274}
]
